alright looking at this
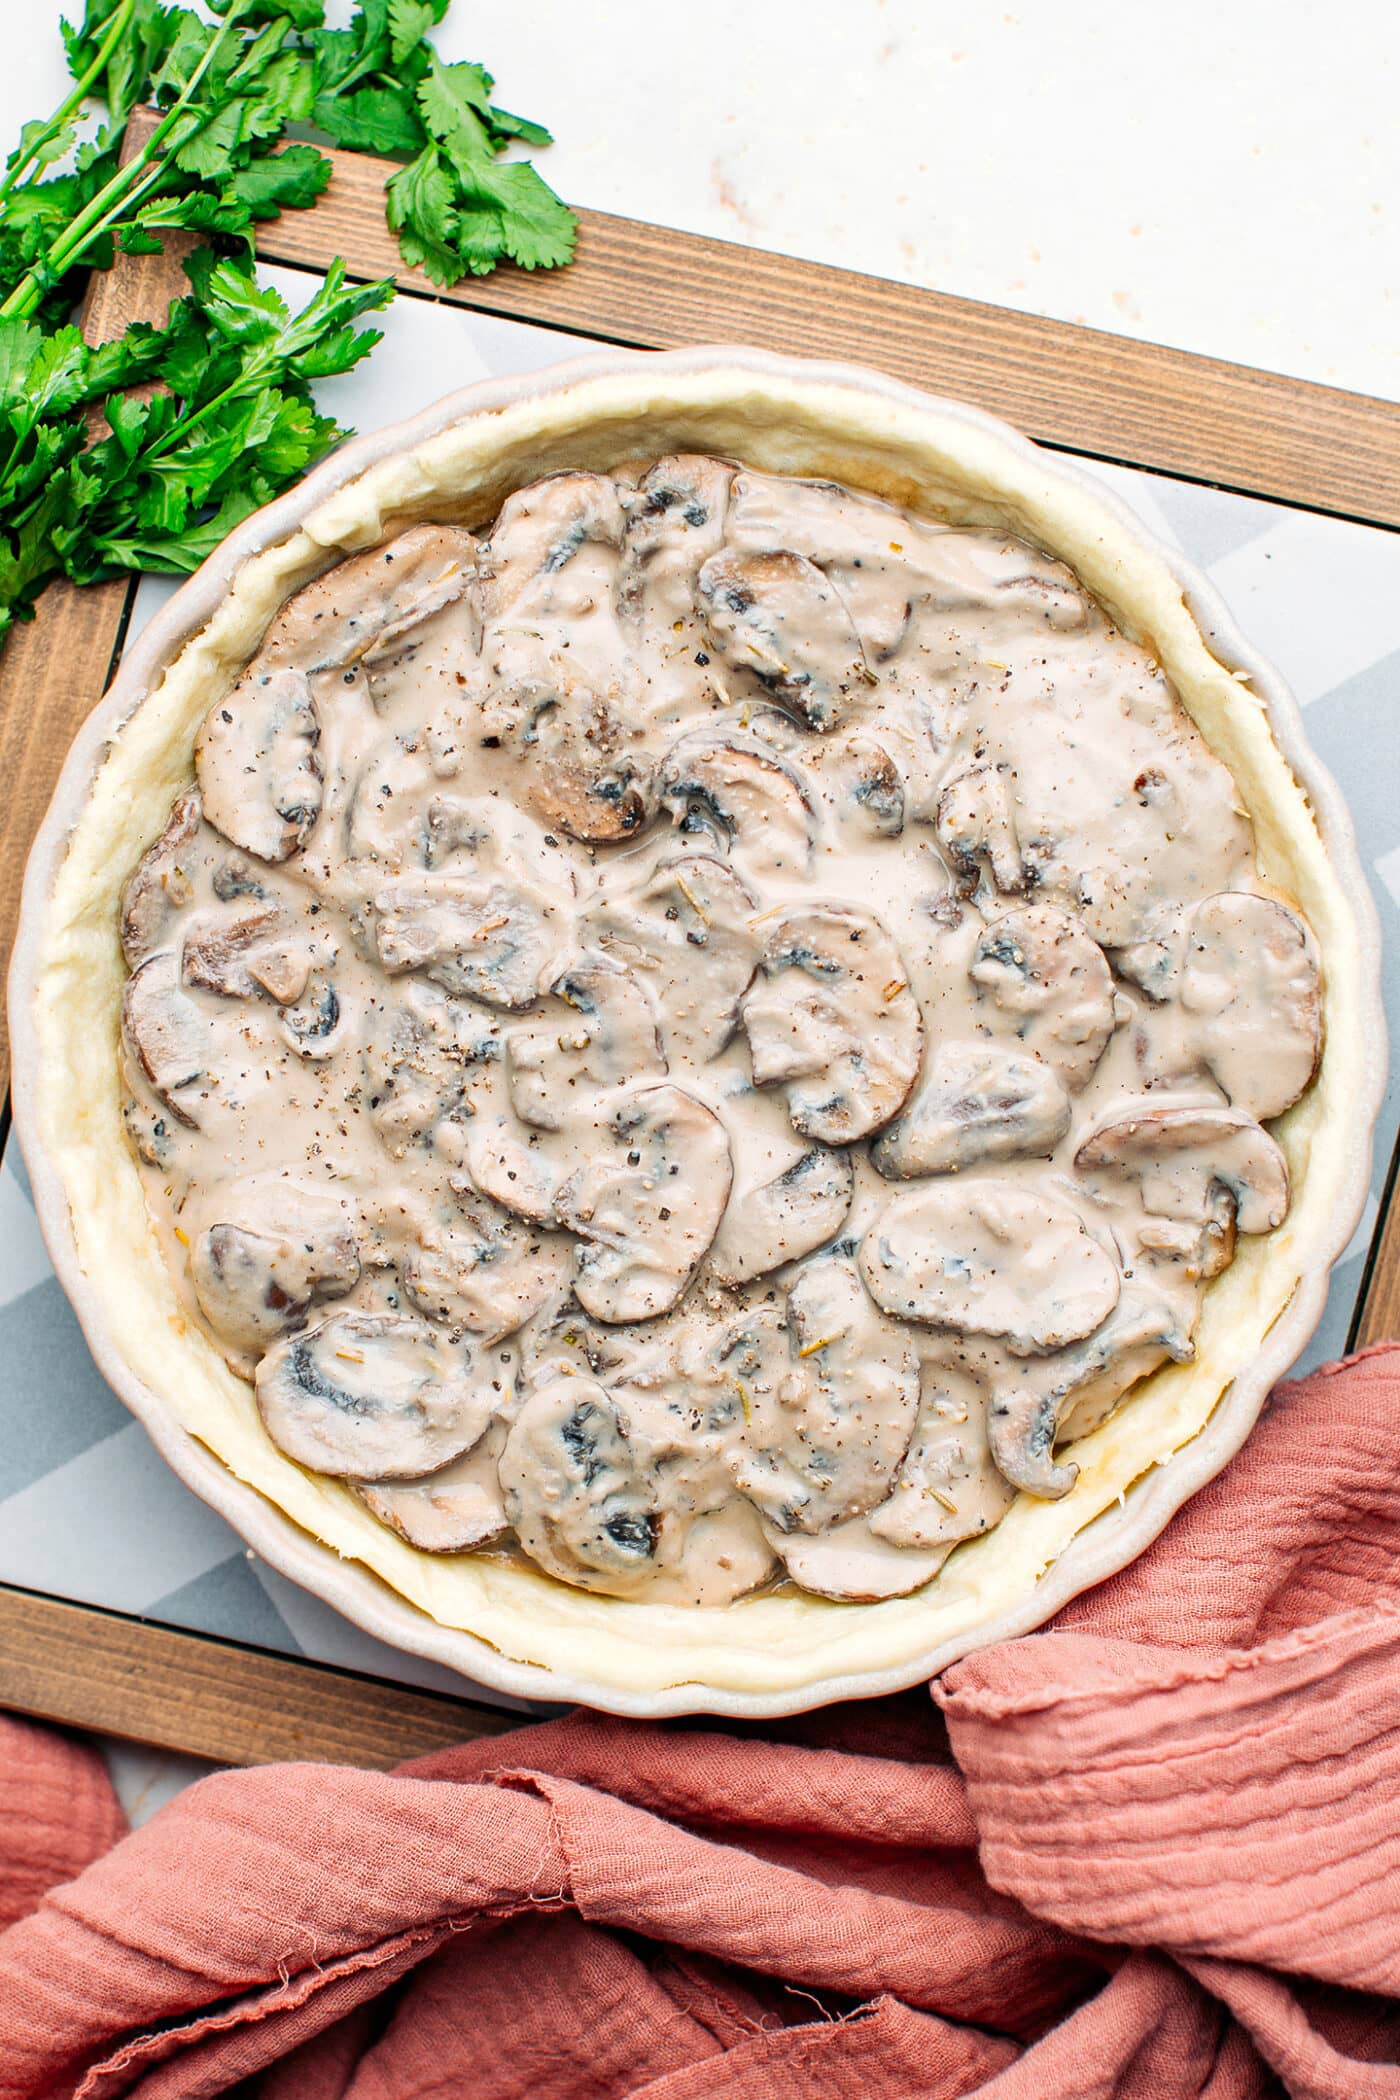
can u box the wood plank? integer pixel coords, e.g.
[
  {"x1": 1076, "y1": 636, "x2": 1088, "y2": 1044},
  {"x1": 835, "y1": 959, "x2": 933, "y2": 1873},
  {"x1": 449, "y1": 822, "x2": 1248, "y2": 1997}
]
[
  {"x1": 0, "y1": 1585, "x2": 522, "y2": 1769},
  {"x1": 1352, "y1": 1133, "x2": 1400, "y2": 1348},
  {"x1": 242, "y1": 132, "x2": 1400, "y2": 530},
  {"x1": 0, "y1": 208, "x2": 195, "y2": 1090}
]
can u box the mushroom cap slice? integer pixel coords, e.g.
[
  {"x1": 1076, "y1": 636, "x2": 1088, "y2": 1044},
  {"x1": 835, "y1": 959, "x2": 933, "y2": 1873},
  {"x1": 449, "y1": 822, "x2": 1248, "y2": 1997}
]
[
  {"x1": 860, "y1": 1181, "x2": 1121, "y2": 1355},
  {"x1": 479, "y1": 470, "x2": 626, "y2": 622},
  {"x1": 623, "y1": 454, "x2": 734, "y2": 621},
  {"x1": 121, "y1": 950, "x2": 208, "y2": 1125},
  {"x1": 827, "y1": 734, "x2": 906, "y2": 838},
  {"x1": 969, "y1": 904, "x2": 1116, "y2": 1090},
  {"x1": 195, "y1": 665, "x2": 322, "y2": 864},
  {"x1": 872, "y1": 1041, "x2": 1071, "y2": 1178},
  {"x1": 987, "y1": 1386, "x2": 1079, "y2": 1501},
  {"x1": 357, "y1": 1421, "x2": 508, "y2": 1553},
  {"x1": 739, "y1": 904, "x2": 923, "y2": 1143},
  {"x1": 725, "y1": 1263, "x2": 920, "y2": 1535},
  {"x1": 187, "y1": 1180, "x2": 361, "y2": 1367},
  {"x1": 1074, "y1": 1100, "x2": 1289, "y2": 1236},
  {"x1": 256, "y1": 1311, "x2": 495, "y2": 1480},
  {"x1": 708, "y1": 1144, "x2": 855, "y2": 1287},
  {"x1": 499, "y1": 1375, "x2": 664, "y2": 1596},
  {"x1": 374, "y1": 874, "x2": 556, "y2": 1010},
  {"x1": 869, "y1": 1368, "x2": 1016, "y2": 1550},
  {"x1": 657, "y1": 728, "x2": 814, "y2": 882},
  {"x1": 588, "y1": 851, "x2": 760, "y2": 1065},
  {"x1": 461, "y1": 1116, "x2": 561, "y2": 1226},
  {"x1": 505, "y1": 677, "x2": 658, "y2": 843},
  {"x1": 557, "y1": 1083, "x2": 733, "y2": 1323},
  {"x1": 1181, "y1": 893, "x2": 1322, "y2": 1120},
  {"x1": 121, "y1": 787, "x2": 201, "y2": 968},
  {"x1": 181, "y1": 907, "x2": 309, "y2": 1005},
  {"x1": 364, "y1": 982, "x2": 498, "y2": 1157},
  {"x1": 402, "y1": 1198, "x2": 569, "y2": 1343},
  {"x1": 697, "y1": 548, "x2": 868, "y2": 730},
  {"x1": 639, "y1": 1497, "x2": 778, "y2": 1607},
  {"x1": 505, "y1": 961, "x2": 665, "y2": 1130},
  {"x1": 259, "y1": 525, "x2": 477, "y2": 673},
  {"x1": 766, "y1": 1516, "x2": 950, "y2": 1601},
  {"x1": 981, "y1": 1274, "x2": 1195, "y2": 1498},
  {"x1": 936, "y1": 761, "x2": 1024, "y2": 896}
]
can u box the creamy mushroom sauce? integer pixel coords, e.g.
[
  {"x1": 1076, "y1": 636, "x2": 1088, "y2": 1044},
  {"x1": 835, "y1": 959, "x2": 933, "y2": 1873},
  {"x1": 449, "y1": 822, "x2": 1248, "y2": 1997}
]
[{"x1": 117, "y1": 458, "x2": 1323, "y2": 1605}]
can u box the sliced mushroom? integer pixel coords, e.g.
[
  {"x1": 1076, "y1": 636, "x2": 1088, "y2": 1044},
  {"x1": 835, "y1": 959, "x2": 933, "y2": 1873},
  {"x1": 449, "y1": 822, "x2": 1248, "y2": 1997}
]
[
  {"x1": 724, "y1": 470, "x2": 920, "y2": 660},
  {"x1": 726, "y1": 1263, "x2": 919, "y2": 1535},
  {"x1": 1181, "y1": 894, "x2": 1322, "y2": 1120},
  {"x1": 279, "y1": 976, "x2": 347, "y2": 1058},
  {"x1": 516, "y1": 1290, "x2": 641, "y2": 1390},
  {"x1": 1038, "y1": 1277, "x2": 1198, "y2": 1449},
  {"x1": 482, "y1": 674, "x2": 657, "y2": 844},
  {"x1": 181, "y1": 907, "x2": 310, "y2": 1006},
  {"x1": 260, "y1": 525, "x2": 478, "y2": 673},
  {"x1": 505, "y1": 961, "x2": 665, "y2": 1130},
  {"x1": 969, "y1": 904, "x2": 1116, "y2": 1089},
  {"x1": 657, "y1": 728, "x2": 814, "y2": 880},
  {"x1": 556, "y1": 1084, "x2": 731, "y2": 1322},
  {"x1": 860, "y1": 1180, "x2": 1121, "y2": 1354},
  {"x1": 869, "y1": 1367, "x2": 1016, "y2": 1550},
  {"x1": 589, "y1": 851, "x2": 760, "y2": 1065},
  {"x1": 499, "y1": 1375, "x2": 663, "y2": 1596},
  {"x1": 121, "y1": 788, "x2": 201, "y2": 968},
  {"x1": 769, "y1": 1516, "x2": 951, "y2": 1601},
  {"x1": 708, "y1": 1144, "x2": 854, "y2": 1287},
  {"x1": 739, "y1": 905, "x2": 923, "y2": 1143},
  {"x1": 357, "y1": 1421, "x2": 508, "y2": 1553},
  {"x1": 1074, "y1": 1101, "x2": 1289, "y2": 1237},
  {"x1": 188, "y1": 1181, "x2": 360, "y2": 1367},
  {"x1": 641, "y1": 1497, "x2": 778, "y2": 1607},
  {"x1": 195, "y1": 665, "x2": 321, "y2": 864},
  {"x1": 827, "y1": 735, "x2": 905, "y2": 838},
  {"x1": 374, "y1": 875, "x2": 556, "y2": 1010},
  {"x1": 697, "y1": 548, "x2": 868, "y2": 730},
  {"x1": 984, "y1": 1280, "x2": 1196, "y2": 1506},
  {"x1": 623, "y1": 454, "x2": 734, "y2": 622},
  {"x1": 462, "y1": 1115, "x2": 561, "y2": 1226},
  {"x1": 119, "y1": 1054, "x2": 176, "y2": 1169},
  {"x1": 872, "y1": 1042, "x2": 1071, "y2": 1178},
  {"x1": 256, "y1": 1311, "x2": 494, "y2": 1480},
  {"x1": 121, "y1": 951, "x2": 208, "y2": 1125},
  {"x1": 211, "y1": 858, "x2": 268, "y2": 904},
  {"x1": 479, "y1": 471, "x2": 626, "y2": 622},
  {"x1": 365, "y1": 984, "x2": 499, "y2": 1157},
  {"x1": 936, "y1": 761, "x2": 1023, "y2": 895},
  {"x1": 402, "y1": 1195, "x2": 569, "y2": 1342}
]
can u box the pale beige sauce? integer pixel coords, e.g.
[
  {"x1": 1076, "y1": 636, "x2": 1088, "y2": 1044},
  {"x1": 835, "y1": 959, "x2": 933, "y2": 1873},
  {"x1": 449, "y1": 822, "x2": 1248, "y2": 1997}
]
[{"x1": 117, "y1": 459, "x2": 1321, "y2": 1605}]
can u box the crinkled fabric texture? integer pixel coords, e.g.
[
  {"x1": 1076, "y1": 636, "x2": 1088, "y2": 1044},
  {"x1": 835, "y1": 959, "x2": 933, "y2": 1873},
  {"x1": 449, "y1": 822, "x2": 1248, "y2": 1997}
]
[{"x1": 4, "y1": 1348, "x2": 1400, "y2": 2098}]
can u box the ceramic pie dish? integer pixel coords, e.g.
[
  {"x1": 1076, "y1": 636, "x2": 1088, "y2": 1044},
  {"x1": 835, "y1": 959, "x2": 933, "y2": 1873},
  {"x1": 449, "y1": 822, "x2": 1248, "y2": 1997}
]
[{"x1": 8, "y1": 346, "x2": 1384, "y2": 1717}]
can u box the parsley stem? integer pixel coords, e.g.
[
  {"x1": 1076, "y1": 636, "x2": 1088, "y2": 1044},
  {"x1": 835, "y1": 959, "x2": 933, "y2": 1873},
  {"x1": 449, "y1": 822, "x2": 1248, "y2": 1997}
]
[
  {"x1": 0, "y1": 0, "x2": 139, "y2": 202},
  {"x1": 0, "y1": 1, "x2": 251, "y2": 322}
]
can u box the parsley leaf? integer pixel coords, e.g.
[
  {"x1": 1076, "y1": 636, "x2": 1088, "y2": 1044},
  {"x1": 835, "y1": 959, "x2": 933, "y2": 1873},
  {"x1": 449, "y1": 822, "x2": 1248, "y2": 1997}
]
[{"x1": 0, "y1": 0, "x2": 572, "y2": 648}]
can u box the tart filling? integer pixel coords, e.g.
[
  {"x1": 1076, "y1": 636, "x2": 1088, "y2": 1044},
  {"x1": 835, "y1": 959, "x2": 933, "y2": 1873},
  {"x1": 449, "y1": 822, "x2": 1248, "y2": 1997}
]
[{"x1": 117, "y1": 457, "x2": 1321, "y2": 1606}]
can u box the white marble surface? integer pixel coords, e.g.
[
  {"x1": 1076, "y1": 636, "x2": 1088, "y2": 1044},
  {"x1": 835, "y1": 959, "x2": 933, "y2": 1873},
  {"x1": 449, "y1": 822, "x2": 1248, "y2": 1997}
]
[
  {"x1": 6, "y1": 0, "x2": 1398, "y2": 399},
  {"x1": 3, "y1": 0, "x2": 1397, "y2": 1821}
]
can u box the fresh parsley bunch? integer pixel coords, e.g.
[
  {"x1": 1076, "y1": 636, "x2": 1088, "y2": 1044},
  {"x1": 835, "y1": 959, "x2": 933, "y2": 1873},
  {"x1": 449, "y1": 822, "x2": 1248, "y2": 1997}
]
[
  {"x1": 0, "y1": 255, "x2": 392, "y2": 639},
  {"x1": 0, "y1": 0, "x2": 573, "y2": 643}
]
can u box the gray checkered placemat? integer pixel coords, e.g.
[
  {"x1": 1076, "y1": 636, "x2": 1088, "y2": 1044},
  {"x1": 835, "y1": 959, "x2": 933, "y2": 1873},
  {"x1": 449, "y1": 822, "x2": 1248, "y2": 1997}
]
[{"x1": 3, "y1": 288, "x2": 1396, "y2": 1700}]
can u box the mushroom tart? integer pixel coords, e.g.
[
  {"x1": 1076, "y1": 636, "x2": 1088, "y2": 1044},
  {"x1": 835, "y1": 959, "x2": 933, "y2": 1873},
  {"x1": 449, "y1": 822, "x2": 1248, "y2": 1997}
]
[{"x1": 12, "y1": 352, "x2": 1380, "y2": 1713}]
